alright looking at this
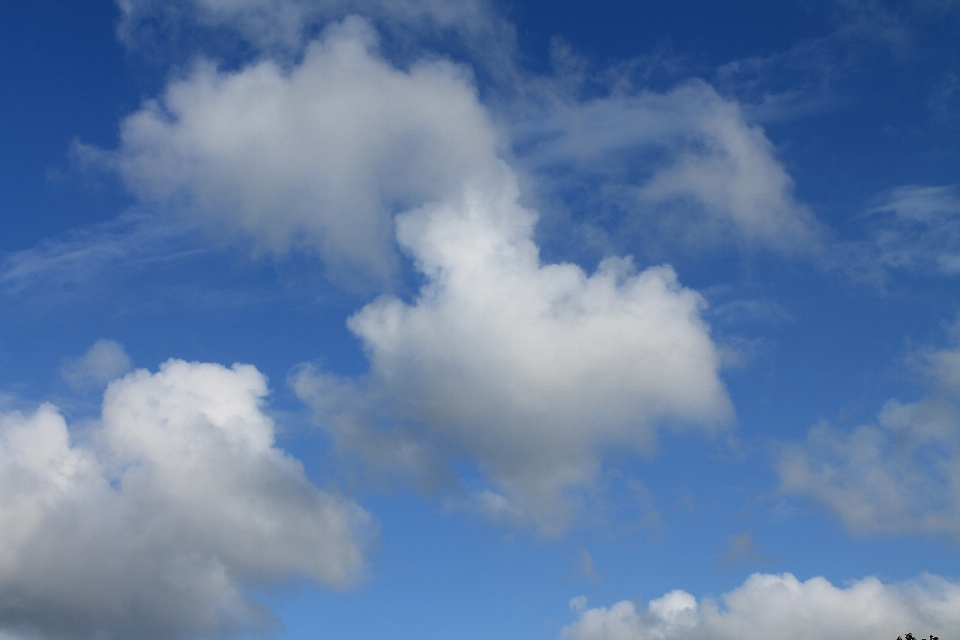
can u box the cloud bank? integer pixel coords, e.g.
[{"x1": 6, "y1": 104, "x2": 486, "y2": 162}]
[
  {"x1": 0, "y1": 360, "x2": 370, "y2": 639},
  {"x1": 564, "y1": 572, "x2": 960, "y2": 640}
]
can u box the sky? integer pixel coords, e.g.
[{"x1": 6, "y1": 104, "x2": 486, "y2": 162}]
[{"x1": 2, "y1": 0, "x2": 960, "y2": 639}]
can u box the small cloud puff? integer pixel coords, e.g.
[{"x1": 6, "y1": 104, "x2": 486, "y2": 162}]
[
  {"x1": 0, "y1": 359, "x2": 371, "y2": 640},
  {"x1": 59, "y1": 339, "x2": 133, "y2": 392},
  {"x1": 563, "y1": 573, "x2": 960, "y2": 640}
]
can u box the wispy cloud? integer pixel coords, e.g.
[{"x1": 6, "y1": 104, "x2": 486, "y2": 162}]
[
  {"x1": 865, "y1": 184, "x2": 960, "y2": 274},
  {"x1": 0, "y1": 211, "x2": 206, "y2": 294}
]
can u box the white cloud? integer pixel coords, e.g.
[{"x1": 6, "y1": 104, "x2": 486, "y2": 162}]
[
  {"x1": 867, "y1": 184, "x2": 960, "y2": 274},
  {"x1": 295, "y1": 164, "x2": 732, "y2": 532},
  {"x1": 563, "y1": 572, "x2": 960, "y2": 640},
  {"x1": 0, "y1": 360, "x2": 370, "y2": 639},
  {"x1": 514, "y1": 81, "x2": 826, "y2": 255},
  {"x1": 59, "y1": 339, "x2": 133, "y2": 392},
  {"x1": 777, "y1": 332, "x2": 960, "y2": 537},
  {"x1": 104, "y1": 17, "x2": 501, "y2": 286}
]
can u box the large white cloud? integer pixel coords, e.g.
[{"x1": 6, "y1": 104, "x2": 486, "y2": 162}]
[
  {"x1": 0, "y1": 359, "x2": 370, "y2": 639},
  {"x1": 104, "y1": 17, "x2": 501, "y2": 286},
  {"x1": 777, "y1": 333, "x2": 960, "y2": 537},
  {"x1": 563, "y1": 572, "x2": 960, "y2": 640},
  {"x1": 295, "y1": 163, "x2": 733, "y2": 532}
]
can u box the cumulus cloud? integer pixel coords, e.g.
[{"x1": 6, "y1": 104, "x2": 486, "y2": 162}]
[
  {"x1": 777, "y1": 330, "x2": 960, "y2": 537},
  {"x1": 295, "y1": 164, "x2": 732, "y2": 532},
  {"x1": 100, "y1": 20, "x2": 740, "y2": 532},
  {"x1": 94, "y1": 11, "x2": 810, "y2": 534},
  {"x1": 0, "y1": 360, "x2": 370, "y2": 639},
  {"x1": 563, "y1": 572, "x2": 960, "y2": 640},
  {"x1": 514, "y1": 81, "x2": 826, "y2": 256},
  {"x1": 0, "y1": 212, "x2": 202, "y2": 295},
  {"x1": 98, "y1": 10, "x2": 829, "y2": 290},
  {"x1": 59, "y1": 339, "x2": 133, "y2": 392},
  {"x1": 102, "y1": 17, "x2": 501, "y2": 286}
]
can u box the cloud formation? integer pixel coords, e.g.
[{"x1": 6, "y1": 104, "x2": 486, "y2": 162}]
[
  {"x1": 563, "y1": 572, "x2": 960, "y2": 640},
  {"x1": 0, "y1": 360, "x2": 370, "y2": 639},
  {"x1": 514, "y1": 81, "x2": 826, "y2": 256},
  {"x1": 777, "y1": 333, "x2": 960, "y2": 537},
  {"x1": 295, "y1": 163, "x2": 732, "y2": 531},
  {"x1": 99, "y1": 16, "x2": 741, "y2": 532},
  {"x1": 105, "y1": 17, "x2": 500, "y2": 286},
  {"x1": 115, "y1": 0, "x2": 498, "y2": 54}
]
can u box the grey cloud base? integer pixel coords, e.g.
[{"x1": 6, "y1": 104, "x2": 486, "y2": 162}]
[{"x1": 0, "y1": 360, "x2": 370, "y2": 639}]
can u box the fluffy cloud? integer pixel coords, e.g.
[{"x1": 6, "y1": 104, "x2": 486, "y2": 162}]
[
  {"x1": 777, "y1": 335, "x2": 960, "y2": 537},
  {"x1": 101, "y1": 12, "x2": 828, "y2": 290},
  {"x1": 0, "y1": 360, "x2": 370, "y2": 639},
  {"x1": 104, "y1": 17, "x2": 500, "y2": 286},
  {"x1": 563, "y1": 572, "x2": 960, "y2": 640},
  {"x1": 514, "y1": 81, "x2": 826, "y2": 255},
  {"x1": 295, "y1": 164, "x2": 732, "y2": 531}
]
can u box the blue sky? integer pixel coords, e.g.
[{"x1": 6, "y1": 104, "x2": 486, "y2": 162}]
[{"x1": 3, "y1": 1, "x2": 960, "y2": 639}]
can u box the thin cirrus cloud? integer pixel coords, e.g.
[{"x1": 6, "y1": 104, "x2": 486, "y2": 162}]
[
  {"x1": 0, "y1": 358, "x2": 371, "y2": 639},
  {"x1": 865, "y1": 184, "x2": 960, "y2": 275},
  {"x1": 777, "y1": 328, "x2": 960, "y2": 537},
  {"x1": 0, "y1": 212, "x2": 204, "y2": 295},
  {"x1": 563, "y1": 572, "x2": 960, "y2": 640}
]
